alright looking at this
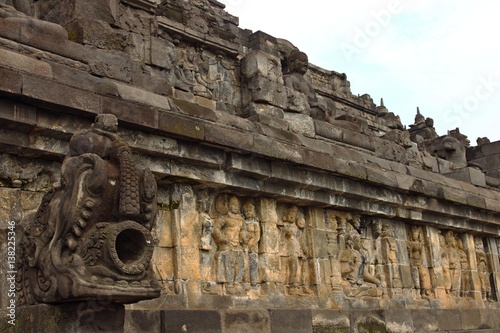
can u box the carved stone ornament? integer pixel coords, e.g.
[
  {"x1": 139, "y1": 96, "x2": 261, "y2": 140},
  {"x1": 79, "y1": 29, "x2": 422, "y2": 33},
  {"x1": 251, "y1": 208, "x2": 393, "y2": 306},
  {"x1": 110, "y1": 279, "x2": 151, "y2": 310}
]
[{"x1": 17, "y1": 114, "x2": 161, "y2": 304}]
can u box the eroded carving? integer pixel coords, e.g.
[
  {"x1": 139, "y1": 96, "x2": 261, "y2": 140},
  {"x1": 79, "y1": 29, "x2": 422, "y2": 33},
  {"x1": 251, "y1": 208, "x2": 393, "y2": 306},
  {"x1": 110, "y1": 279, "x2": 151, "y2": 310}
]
[
  {"x1": 17, "y1": 114, "x2": 160, "y2": 304},
  {"x1": 475, "y1": 237, "x2": 493, "y2": 302},
  {"x1": 407, "y1": 225, "x2": 433, "y2": 298},
  {"x1": 283, "y1": 50, "x2": 328, "y2": 121},
  {"x1": 212, "y1": 195, "x2": 246, "y2": 294}
]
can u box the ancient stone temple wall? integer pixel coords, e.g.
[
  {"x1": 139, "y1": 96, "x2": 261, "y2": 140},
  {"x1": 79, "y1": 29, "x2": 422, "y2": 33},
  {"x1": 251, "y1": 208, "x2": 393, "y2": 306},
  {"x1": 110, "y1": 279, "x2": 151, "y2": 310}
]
[{"x1": 1, "y1": 1, "x2": 500, "y2": 332}]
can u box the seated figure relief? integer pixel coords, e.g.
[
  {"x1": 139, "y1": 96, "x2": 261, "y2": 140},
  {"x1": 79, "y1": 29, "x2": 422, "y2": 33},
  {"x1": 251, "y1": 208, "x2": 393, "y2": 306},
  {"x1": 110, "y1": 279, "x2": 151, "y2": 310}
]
[
  {"x1": 283, "y1": 49, "x2": 329, "y2": 121},
  {"x1": 18, "y1": 114, "x2": 160, "y2": 304}
]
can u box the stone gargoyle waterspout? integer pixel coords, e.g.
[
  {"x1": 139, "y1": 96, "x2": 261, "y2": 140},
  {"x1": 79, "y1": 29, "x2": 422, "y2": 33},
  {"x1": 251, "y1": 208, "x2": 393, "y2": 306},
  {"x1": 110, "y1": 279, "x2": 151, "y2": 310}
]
[{"x1": 17, "y1": 114, "x2": 161, "y2": 304}]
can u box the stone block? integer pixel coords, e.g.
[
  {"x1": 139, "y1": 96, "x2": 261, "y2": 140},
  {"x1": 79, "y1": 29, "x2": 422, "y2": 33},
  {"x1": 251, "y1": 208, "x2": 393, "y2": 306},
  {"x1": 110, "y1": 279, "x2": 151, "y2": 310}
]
[
  {"x1": 242, "y1": 50, "x2": 283, "y2": 82},
  {"x1": 0, "y1": 68, "x2": 22, "y2": 95},
  {"x1": 173, "y1": 98, "x2": 217, "y2": 121},
  {"x1": 84, "y1": 47, "x2": 132, "y2": 83},
  {"x1": 177, "y1": 142, "x2": 225, "y2": 167},
  {"x1": 244, "y1": 77, "x2": 286, "y2": 109},
  {"x1": 314, "y1": 120, "x2": 343, "y2": 142},
  {"x1": 443, "y1": 167, "x2": 486, "y2": 187},
  {"x1": 436, "y1": 309, "x2": 462, "y2": 331},
  {"x1": 411, "y1": 309, "x2": 439, "y2": 332},
  {"x1": 312, "y1": 310, "x2": 350, "y2": 333},
  {"x1": 342, "y1": 130, "x2": 375, "y2": 151},
  {"x1": 310, "y1": 229, "x2": 328, "y2": 258},
  {"x1": 222, "y1": 310, "x2": 271, "y2": 333},
  {"x1": 0, "y1": 100, "x2": 36, "y2": 132},
  {"x1": 259, "y1": 254, "x2": 281, "y2": 283},
  {"x1": 159, "y1": 112, "x2": 205, "y2": 140},
  {"x1": 480, "y1": 309, "x2": 500, "y2": 330},
  {"x1": 204, "y1": 123, "x2": 254, "y2": 151},
  {"x1": 194, "y1": 96, "x2": 217, "y2": 111},
  {"x1": 351, "y1": 310, "x2": 386, "y2": 333},
  {"x1": 257, "y1": 123, "x2": 301, "y2": 144},
  {"x1": 270, "y1": 161, "x2": 311, "y2": 185},
  {"x1": 478, "y1": 140, "x2": 500, "y2": 156},
  {"x1": 384, "y1": 309, "x2": 415, "y2": 333},
  {"x1": 0, "y1": 48, "x2": 52, "y2": 78},
  {"x1": 125, "y1": 310, "x2": 161, "y2": 333},
  {"x1": 67, "y1": 18, "x2": 127, "y2": 50},
  {"x1": 270, "y1": 309, "x2": 313, "y2": 333},
  {"x1": 459, "y1": 309, "x2": 482, "y2": 330},
  {"x1": 302, "y1": 149, "x2": 336, "y2": 173},
  {"x1": 115, "y1": 81, "x2": 171, "y2": 110},
  {"x1": 227, "y1": 153, "x2": 272, "y2": 179},
  {"x1": 246, "y1": 103, "x2": 285, "y2": 120},
  {"x1": 253, "y1": 135, "x2": 304, "y2": 164},
  {"x1": 49, "y1": 62, "x2": 119, "y2": 96},
  {"x1": 23, "y1": 75, "x2": 101, "y2": 115},
  {"x1": 162, "y1": 310, "x2": 222, "y2": 333},
  {"x1": 102, "y1": 96, "x2": 158, "y2": 129},
  {"x1": 214, "y1": 111, "x2": 257, "y2": 132},
  {"x1": 150, "y1": 36, "x2": 175, "y2": 69},
  {"x1": 284, "y1": 112, "x2": 315, "y2": 138},
  {"x1": 3, "y1": 303, "x2": 125, "y2": 333}
]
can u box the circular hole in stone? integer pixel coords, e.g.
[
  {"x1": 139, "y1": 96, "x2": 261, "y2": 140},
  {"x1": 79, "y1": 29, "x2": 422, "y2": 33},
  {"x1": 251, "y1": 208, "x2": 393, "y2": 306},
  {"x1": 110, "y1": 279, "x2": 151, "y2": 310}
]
[{"x1": 115, "y1": 228, "x2": 147, "y2": 265}]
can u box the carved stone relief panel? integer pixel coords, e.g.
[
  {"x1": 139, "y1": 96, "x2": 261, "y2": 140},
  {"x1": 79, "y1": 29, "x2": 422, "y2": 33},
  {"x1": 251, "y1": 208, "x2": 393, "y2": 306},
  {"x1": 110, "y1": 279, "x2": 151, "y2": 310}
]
[{"x1": 190, "y1": 190, "x2": 500, "y2": 304}]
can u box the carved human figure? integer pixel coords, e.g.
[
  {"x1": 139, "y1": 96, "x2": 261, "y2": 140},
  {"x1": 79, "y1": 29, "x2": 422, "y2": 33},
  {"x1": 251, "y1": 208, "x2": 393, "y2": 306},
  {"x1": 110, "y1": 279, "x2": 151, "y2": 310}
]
[
  {"x1": 198, "y1": 190, "x2": 215, "y2": 292},
  {"x1": 457, "y1": 236, "x2": 470, "y2": 298},
  {"x1": 381, "y1": 222, "x2": 402, "y2": 289},
  {"x1": 283, "y1": 49, "x2": 328, "y2": 121},
  {"x1": 18, "y1": 114, "x2": 160, "y2": 304},
  {"x1": 407, "y1": 225, "x2": 432, "y2": 298},
  {"x1": 340, "y1": 232, "x2": 363, "y2": 286},
  {"x1": 241, "y1": 200, "x2": 261, "y2": 287},
  {"x1": 439, "y1": 233, "x2": 452, "y2": 294},
  {"x1": 475, "y1": 237, "x2": 492, "y2": 301},
  {"x1": 212, "y1": 195, "x2": 245, "y2": 294},
  {"x1": 445, "y1": 231, "x2": 462, "y2": 297},
  {"x1": 279, "y1": 205, "x2": 306, "y2": 294}
]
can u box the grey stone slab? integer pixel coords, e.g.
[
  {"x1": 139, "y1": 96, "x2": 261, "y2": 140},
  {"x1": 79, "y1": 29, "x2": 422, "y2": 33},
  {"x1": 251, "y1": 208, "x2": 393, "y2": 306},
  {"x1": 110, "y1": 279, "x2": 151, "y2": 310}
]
[
  {"x1": 162, "y1": 310, "x2": 222, "y2": 333},
  {"x1": 222, "y1": 310, "x2": 271, "y2": 333},
  {"x1": 125, "y1": 310, "x2": 161, "y2": 333},
  {"x1": 270, "y1": 309, "x2": 313, "y2": 333}
]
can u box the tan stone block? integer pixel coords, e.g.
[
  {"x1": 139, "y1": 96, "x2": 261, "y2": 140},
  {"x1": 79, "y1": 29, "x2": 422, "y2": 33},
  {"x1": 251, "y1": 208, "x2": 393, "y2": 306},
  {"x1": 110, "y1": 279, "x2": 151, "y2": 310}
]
[
  {"x1": 152, "y1": 247, "x2": 174, "y2": 281},
  {"x1": 0, "y1": 48, "x2": 52, "y2": 78},
  {"x1": 155, "y1": 209, "x2": 174, "y2": 248},
  {"x1": 259, "y1": 253, "x2": 282, "y2": 283}
]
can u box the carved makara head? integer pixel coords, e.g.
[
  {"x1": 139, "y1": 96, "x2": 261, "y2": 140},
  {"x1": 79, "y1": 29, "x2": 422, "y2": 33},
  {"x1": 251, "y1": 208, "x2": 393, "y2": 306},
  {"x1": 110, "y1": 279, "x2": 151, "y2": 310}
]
[{"x1": 18, "y1": 114, "x2": 160, "y2": 305}]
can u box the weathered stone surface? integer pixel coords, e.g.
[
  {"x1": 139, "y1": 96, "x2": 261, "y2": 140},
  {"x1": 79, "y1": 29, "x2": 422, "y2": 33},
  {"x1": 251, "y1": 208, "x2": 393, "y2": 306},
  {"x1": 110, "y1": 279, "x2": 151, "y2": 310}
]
[
  {"x1": 84, "y1": 47, "x2": 132, "y2": 82},
  {"x1": 103, "y1": 96, "x2": 158, "y2": 128},
  {"x1": 115, "y1": 81, "x2": 171, "y2": 110},
  {"x1": 270, "y1": 309, "x2": 313, "y2": 333},
  {"x1": 284, "y1": 112, "x2": 315, "y2": 137},
  {"x1": 0, "y1": 2, "x2": 500, "y2": 331},
  {"x1": 23, "y1": 75, "x2": 101, "y2": 114},
  {"x1": 222, "y1": 310, "x2": 271, "y2": 333},
  {"x1": 0, "y1": 48, "x2": 52, "y2": 78},
  {"x1": 124, "y1": 310, "x2": 161, "y2": 333},
  {"x1": 444, "y1": 167, "x2": 487, "y2": 187},
  {"x1": 162, "y1": 310, "x2": 222, "y2": 333}
]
